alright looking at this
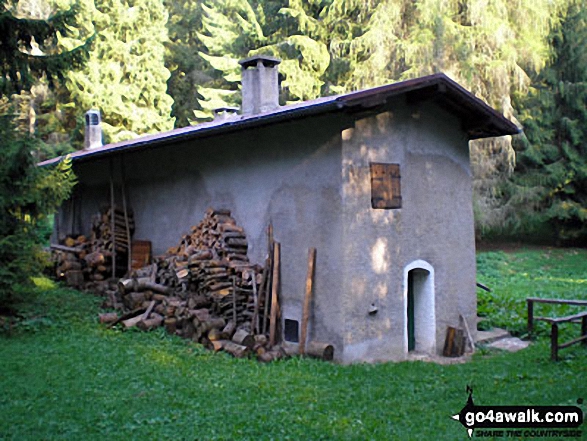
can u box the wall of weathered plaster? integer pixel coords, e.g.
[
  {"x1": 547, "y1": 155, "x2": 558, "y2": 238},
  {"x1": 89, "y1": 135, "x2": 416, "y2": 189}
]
[
  {"x1": 62, "y1": 114, "x2": 347, "y2": 356},
  {"x1": 57, "y1": 100, "x2": 477, "y2": 364},
  {"x1": 340, "y1": 101, "x2": 476, "y2": 363}
]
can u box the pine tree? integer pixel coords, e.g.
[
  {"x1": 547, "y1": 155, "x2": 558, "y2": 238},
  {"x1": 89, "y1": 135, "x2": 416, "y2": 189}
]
[
  {"x1": 312, "y1": 0, "x2": 565, "y2": 234},
  {"x1": 191, "y1": 0, "x2": 330, "y2": 121},
  {"x1": 0, "y1": 113, "x2": 76, "y2": 303},
  {"x1": 164, "y1": 0, "x2": 207, "y2": 128},
  {"x1": 0, "y1": 0, "x2": 89, "y2": 94},
  {"x1": 508, "y1": 2, "x2": 587, "y2": 244},
  {"x1": 63, "y1": 0, "x2": 175, "y2": 143}
]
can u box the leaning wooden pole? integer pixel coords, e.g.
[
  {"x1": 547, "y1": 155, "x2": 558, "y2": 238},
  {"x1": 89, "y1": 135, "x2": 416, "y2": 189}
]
[
  {"x1": 299, "y1": 248, "x2": 316, "y2": 355},
  {"x1": 120, "y1": 157, "x2": 132, "y2": 274},
  {"x1": 269, "y1": 242, "x2": 280, "y2": 346},
  {"x1": 109, "y1": 159, "x2": 116, "y2": 279},
  {"x1": 262, "y1": 223, "x2": 274, "y2": 335},
  {"x1": 250, "y1": 270, "x2": 259, "y2": 334}
]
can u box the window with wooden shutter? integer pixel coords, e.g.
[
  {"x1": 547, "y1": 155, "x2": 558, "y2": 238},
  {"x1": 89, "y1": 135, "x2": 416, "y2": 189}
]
[{"x1": 370, "y1": 163, "x2": 402, "y2": 209}]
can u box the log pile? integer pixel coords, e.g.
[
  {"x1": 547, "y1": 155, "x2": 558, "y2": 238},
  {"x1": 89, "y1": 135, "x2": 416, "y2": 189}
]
[
  {"x1": 140, "y1": 208, "x2": 266, "y2": 327},
  {"x1": 52, "y1": 235, "x2": 90, "y2": 287},
  {"x1": 105, "y1": 208, "x2": 289, "y2": 360},
  {"x1": 112, "y1": 277, "x2": 285, "y2": 360},
  {"x1": 52, "y1": 206, "x2": 135, "y2": 286},
  {"x1": 90, "y1": 206, "x2": 135, "y2": 256}
]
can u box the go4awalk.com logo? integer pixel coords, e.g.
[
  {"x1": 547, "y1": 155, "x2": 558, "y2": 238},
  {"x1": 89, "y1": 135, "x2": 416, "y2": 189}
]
[{"x1": 451, "y1": 386, "x2": 584, "y2": 438}]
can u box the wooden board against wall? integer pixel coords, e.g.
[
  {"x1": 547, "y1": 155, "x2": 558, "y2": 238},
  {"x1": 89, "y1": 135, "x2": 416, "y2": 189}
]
[{"x1": 131, "y1": 240, "x2": 152, "y2": 270}]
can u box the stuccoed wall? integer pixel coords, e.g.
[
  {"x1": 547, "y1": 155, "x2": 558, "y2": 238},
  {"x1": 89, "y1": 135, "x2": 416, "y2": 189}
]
[
  {"x1": 57, "y1": 101, "x2": 477, "y2": 363},
  {"x1": 340, "y1": 102, "x2": 476, "y2": 363},
  {"x1": 65, "y1": 113, "x2": 347, "y2": 356}
]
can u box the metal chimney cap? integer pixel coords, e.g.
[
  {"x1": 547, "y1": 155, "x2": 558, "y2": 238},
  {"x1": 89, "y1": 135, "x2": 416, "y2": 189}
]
[
  {"x1": 213, "y1": 106, "x2": 240, "y2": 114},
  {"x1": 239, "y1": 55, "x2": 281, "y2": 69},
  {"x1": 213, "y1": 107, "x2": 240, "y2": 121},
  {"x1": 85, "y1": 109, "x2": 101, "y2": 126}
]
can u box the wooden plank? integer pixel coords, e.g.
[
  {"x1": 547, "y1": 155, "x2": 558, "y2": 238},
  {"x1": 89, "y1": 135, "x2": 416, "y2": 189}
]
[
  {"x1": 120, "y1": 157, "x2": 132, "y2": 275},
  {"x1": 534, "y1": 311, "x2": 587, "y2": 324},
  {"x1": 459, "y1": 313, "x2": 475, "y2": 354},
  {"x1": 109, "y1": 159, "x2": 116, "y2": 279},
  {"x1": 299, "y1": 248, "x2": 316, "y2": 355},
  {"x1": 269, "y1": 242, "x2": 280, "y2": 346},
  {"x1": 558, "y1": 334, "x2": 587, "y2": 349},
  {"x1": 527, "y1": 298, "x2": 534, "y2": 335},
  {"x1": 262, "y1": 223, "x2": 274, "y2": 335},
  {"x1": 141, "y1": 300, "x2": 156, "y2": 321},
  {"x1": 232, "y1": 276, "x2": 237, "y2": 325},
  {"x1": 527, "y1": 297, "x2": 587, "y2": 306},
  {"x1": 250, "y1": 270, "x2": 259, "y2": 334},
  {"x1": 551, "y1": 323, "x2": 559, "y2": 361},
  {"x1": 50, "y1": 244, "x2": 84, "y2": 254}
]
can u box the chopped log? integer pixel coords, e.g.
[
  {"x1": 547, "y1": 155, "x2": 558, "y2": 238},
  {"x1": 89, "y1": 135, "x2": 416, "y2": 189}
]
[
  {"x1": 225, "y1": 238, "x2": 248, "y2": 247},
  {"x1": 306, "y1": 342, "x2": 334, "y2": 361},
  {"x1": 199, "y1": 318, "x2": 226, "y2": 333},
  {"x1": 211, "y1": 340, "x2": 227, "y2": 352},
  {"x1": 65, "y1": 270, "x2": 84, "y2": 287},
  {"x1": 221, "y1": 341, "x2": 249, "y2": 358},
  {"x1": 107, "y1": 307, "x2": 146, "y2": 328},
  {"x1": 164, "y1": 317, "x2": 177, "y2": 334},
  {"x1": 258, "y1": 350, "x2": 284, "y2": 363},
  {"x1": 232, "y1": 329, "x2": 255, "y2": 349},
  {"x1": 222, "y1": 320, "x2": 236, "y2": 338},
  {"x1": 208, "y1": 328, "x2": 228, "y2": 341},
  {"x1": 142, "y1": 300, "x2": 156, "y2": 321},
  {"x1": 85, "y1": 251, "x2": 106, "y2": 266},
  {"x1": 191, "y1": 308, "x2": 211, "y2": 322},
  {"x1": 122, "y1": 314, "x2": 144, "y2": 329},
  {"x1": 99, "y1": 312, "x2": 119, "y2": 324},
  {"x1": 137, "y1": 313, "x2": 163, "y2": 331},
  {"x1": 118, "y1": 278, "x2": 172, "y2": 295},
  {"x1": 254, "y1": 334, "x2": 268, "y2": 346},
  {"x1": 124, "y1": 292, "x2": 146, "y2": 310},
  {"x1": 219, "y1": 224, "x2": 243, "y2": 233}
]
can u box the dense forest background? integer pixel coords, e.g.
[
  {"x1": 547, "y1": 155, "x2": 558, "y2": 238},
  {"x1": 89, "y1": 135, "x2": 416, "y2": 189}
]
[{"x1": 1, "y1": 0, "x2": 586, "y2": 245}]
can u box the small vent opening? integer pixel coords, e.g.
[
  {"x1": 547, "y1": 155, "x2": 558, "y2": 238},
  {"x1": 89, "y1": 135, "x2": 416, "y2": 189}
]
[{"x1": 284, "y1": 319, "x2": 299, "y2": 343}]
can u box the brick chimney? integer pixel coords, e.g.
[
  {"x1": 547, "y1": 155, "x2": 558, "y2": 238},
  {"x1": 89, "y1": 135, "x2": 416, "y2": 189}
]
[
  {"x1": 84, "y1": 109, "x2": 102, "y2": 149},
  {"x1": 239, "y1": 55, "x2": 281, "y2": 115}
]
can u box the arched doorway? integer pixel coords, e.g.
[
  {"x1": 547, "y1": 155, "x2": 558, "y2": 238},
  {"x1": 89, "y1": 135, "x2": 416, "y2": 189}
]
[{"x1": 404, "y1": 260, "x2": 436, "y2": 354}]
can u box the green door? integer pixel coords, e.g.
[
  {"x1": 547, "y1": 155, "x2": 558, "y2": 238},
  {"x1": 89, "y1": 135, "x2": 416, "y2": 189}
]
[{"x1": 407, "y1": 271, "x2": 415, "y2": 351}]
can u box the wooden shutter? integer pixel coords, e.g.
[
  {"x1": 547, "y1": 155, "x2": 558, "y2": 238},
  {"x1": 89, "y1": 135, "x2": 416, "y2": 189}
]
[{"x1": 370, "y1": 163, "x2": 402, "y2": 209}]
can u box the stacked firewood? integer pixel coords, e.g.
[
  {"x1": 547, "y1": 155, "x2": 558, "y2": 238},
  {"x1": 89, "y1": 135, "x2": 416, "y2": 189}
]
[
  {"x1": 52, "y1": 206, "x2": 135, "y2": 285},
  {"x1": 102, "y1": 208, "x2": 290, "y2": 360},
  {"x1": 142, "y1": 208, "x2": 267, "y2": 327},
  {"x1": 90, "y1": 206, "x2": 135, "y2": 256},
  {"x1": 52, "y1": 235, "x2": 90, "y2": 287},
  {"x1": 108, "y1": 276, "x2": 284, "y2": 360}
]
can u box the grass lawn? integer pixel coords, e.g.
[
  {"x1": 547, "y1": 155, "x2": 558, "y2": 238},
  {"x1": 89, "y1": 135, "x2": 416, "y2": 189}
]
[{"x1": 0, "y1": 248, "x2": 586, "y2": 440}]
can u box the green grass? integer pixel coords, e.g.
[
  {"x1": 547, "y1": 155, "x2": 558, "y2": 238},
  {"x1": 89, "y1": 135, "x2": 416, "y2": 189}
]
[
  {"x1": 476, "y1": 247, "x2": 587, "y2": 337},
  {"x1": 0, "y1": 249, "x2": 586, "y2": 440}
]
